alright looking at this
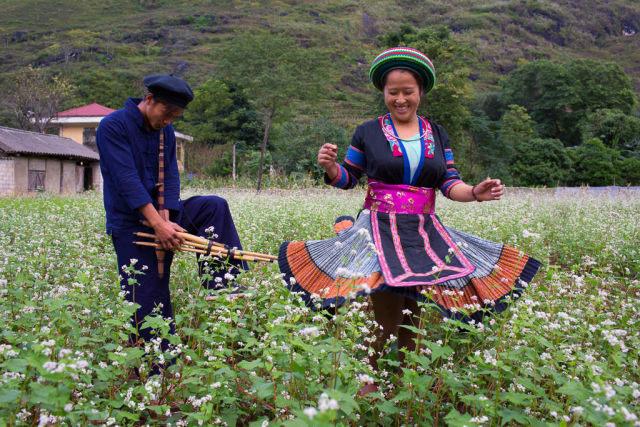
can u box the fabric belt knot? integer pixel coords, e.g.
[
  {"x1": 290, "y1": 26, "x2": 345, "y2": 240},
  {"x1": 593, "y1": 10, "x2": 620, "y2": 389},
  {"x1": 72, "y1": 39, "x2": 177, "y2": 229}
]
[{"x1": 363, "y1": 179, "x2": 436, "y2": 214}]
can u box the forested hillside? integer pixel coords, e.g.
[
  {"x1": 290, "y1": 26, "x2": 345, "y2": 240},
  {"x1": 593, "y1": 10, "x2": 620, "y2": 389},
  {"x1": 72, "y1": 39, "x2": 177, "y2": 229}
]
[{"x1": 1, "y1": 0, "x2": 639, "y2": 185}]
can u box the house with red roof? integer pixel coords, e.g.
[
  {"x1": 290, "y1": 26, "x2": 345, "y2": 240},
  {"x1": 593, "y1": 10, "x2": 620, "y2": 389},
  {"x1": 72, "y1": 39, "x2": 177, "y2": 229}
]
[{"x1": 50, "y1": 102, "x2": 191, "y2": 171}]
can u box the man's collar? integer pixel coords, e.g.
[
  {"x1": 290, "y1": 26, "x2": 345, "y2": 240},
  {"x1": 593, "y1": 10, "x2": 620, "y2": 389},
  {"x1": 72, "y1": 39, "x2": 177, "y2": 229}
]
[{"x1": 124, "y1": 98, "x2": 148, "y2": 132}]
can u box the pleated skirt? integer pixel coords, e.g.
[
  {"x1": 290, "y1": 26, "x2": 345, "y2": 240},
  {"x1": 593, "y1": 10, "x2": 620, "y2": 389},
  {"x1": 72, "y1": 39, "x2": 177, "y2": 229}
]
[{"x1": 278, "y1": 210, "x2": 541, "y2": 322}]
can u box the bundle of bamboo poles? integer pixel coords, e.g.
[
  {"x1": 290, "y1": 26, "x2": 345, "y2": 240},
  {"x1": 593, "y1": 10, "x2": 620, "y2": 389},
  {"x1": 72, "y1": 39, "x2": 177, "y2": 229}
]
[{"x1": 134, "y1": 231, "x2": 277, "y2": 263}]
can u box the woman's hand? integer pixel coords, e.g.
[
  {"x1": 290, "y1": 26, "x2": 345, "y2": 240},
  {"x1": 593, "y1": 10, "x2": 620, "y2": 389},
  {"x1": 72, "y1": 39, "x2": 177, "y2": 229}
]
[
  {"x1": 472, "y1": 178, "x2": 504, "y2": 202},
  {"x1": 318, "y1": 143, "x2": 340, "y2": 180}
]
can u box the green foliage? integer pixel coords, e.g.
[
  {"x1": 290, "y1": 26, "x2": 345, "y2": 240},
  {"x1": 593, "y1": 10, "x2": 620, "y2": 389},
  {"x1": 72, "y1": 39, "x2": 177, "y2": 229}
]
[
  {"x1": 181, "y1": 79, "x2": 263, "y2": 149},
  {"x1": 272, "y1": 117, "x2": 349, "y2": 179},
  {"x1": 500, "y1": 59, "x2": 637, "y2": 147},
  {"x1": 216, "y1": 30, "x2": 329, "y2": 189},
  {"x1": 581, "y1": 108, "x2": 640, "y2": 152},
  {"x1": 616, "y1": 156, "x2": 640, "y2": 185},
  {"x1": 568, "y1": 138, "x2": 619, "y2": 186},
  {"x1": 203, "y1": 151, "x2": 233, "y2": 177},
  {"x1": 217, "y1": 30, "x2": 327, "y2": 119},
  {"x1": 510, "y1": 137, "x2": 571, "y2": 186},
  {"x1": 70, "y1": 68, "x2": 140, "y2": 109}
]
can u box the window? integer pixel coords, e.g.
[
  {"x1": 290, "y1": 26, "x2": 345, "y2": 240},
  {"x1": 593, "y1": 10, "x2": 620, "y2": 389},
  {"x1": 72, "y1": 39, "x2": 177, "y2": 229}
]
[
  {"x1": 28, "y1": 170, "x2": 45, "y2": 191},
  {"x1": 83, "y1": 127, "x2": 97, "y2": 151}
]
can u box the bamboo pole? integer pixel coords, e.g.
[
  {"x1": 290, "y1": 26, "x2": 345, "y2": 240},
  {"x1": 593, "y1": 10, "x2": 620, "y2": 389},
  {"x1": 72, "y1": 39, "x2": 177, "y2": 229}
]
[
  {"x1": 135, "y1": 231, "x2": 277, "y2": 261},
  {"x1": 134, "y1": 240, "x2": 274, "y2": 263},
  {"x1": 134, "y1": 231, "x2": 276, "y2": 263}
]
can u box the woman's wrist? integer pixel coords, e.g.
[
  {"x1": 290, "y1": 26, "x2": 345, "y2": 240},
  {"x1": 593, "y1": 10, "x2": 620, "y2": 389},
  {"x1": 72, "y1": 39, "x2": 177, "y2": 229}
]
[
  {"x1": 324, "y1": 163, "x2": 340, "y2": 181},
  {"x1": 471, "y1": 185, "x2": 481, "y2": 202}
]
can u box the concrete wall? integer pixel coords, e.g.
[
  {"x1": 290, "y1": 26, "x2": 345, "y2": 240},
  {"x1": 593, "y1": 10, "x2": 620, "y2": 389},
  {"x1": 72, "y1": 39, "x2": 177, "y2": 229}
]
[
  {"x1": 92, "y1": 163, "x2": 102, "y2": 192},
  {"x1": 4, "y1": 156, "x2": 100, "y2": 195},
  {"x1": 14, "y1": 157, "x2": 28, "y2": 193},
  {"x1": 61, "y1": 160, "x2": 76, "y2": 194},
  {"x1": 45, "y1": 158, "x2": 61, "y2": 192},
  {"x1": 0, "y1": 157, "x2": 15, "y2": 196}
]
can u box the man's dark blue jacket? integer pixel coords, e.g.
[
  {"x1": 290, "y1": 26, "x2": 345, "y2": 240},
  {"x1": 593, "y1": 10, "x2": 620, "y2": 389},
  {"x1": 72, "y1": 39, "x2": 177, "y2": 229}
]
[{"x1": 97, "y1": 98, "x2": 180, "y2": 234}]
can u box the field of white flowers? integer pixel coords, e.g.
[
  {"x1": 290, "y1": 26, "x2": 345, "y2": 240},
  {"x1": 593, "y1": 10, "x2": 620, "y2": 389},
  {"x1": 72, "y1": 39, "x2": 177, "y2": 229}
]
[{"x1": 0, "y1": 187, "x2": 639, "y2": 426}]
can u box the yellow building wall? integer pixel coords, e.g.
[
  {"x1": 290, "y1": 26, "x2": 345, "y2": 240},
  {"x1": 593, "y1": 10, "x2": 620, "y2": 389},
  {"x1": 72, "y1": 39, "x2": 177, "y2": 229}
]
[{"x1": 59, "y1": 125, "x2": 88, "y2": 144}]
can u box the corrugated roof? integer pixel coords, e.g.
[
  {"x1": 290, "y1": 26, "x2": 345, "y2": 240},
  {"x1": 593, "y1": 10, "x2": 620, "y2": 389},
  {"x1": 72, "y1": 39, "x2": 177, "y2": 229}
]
[
  {"x1": 57, "y1": 102, "x2": 115, "y2": 117},
  {"x1": 0, "y1": 126, "x2": 99, "y2": 161}
]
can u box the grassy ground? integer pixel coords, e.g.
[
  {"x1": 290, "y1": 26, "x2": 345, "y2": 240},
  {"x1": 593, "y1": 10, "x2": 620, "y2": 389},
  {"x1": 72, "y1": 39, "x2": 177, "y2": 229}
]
[{"x1": 0, "y1": 188, "x2": 639, "y2": 425}]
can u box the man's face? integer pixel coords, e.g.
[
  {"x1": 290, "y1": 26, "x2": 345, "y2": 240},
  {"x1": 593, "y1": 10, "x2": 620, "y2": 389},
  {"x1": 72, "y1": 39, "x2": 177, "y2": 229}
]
[{"x1": 145, "y1": 96, "x2": 184, "y2": 131}]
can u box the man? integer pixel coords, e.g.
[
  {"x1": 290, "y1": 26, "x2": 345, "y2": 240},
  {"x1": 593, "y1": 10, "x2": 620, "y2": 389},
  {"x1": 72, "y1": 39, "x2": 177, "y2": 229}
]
[{"x1": 97, "y1": 74, "x2": 246, "y2": 372}]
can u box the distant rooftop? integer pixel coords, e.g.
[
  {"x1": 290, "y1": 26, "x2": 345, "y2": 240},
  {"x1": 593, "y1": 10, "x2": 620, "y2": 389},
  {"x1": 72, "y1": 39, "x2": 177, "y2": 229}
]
[
  {"x1": 57, "y1": 102, "x2": 115, "y2": 117},
  {"x1": 0, "y1": 126, "x2": 99, "y2": 161}
]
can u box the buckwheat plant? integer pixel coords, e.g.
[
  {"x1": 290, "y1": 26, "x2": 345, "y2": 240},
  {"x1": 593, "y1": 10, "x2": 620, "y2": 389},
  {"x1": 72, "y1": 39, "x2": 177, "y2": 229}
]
[{"x1": 0, "y1": 187, "x2": 638, "y2": 425}]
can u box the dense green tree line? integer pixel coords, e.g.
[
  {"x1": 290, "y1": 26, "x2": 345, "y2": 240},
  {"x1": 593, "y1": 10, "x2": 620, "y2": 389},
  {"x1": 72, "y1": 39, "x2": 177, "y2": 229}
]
[{"x1": 472, "y1": 58, "x2": 640, "y2": 186}]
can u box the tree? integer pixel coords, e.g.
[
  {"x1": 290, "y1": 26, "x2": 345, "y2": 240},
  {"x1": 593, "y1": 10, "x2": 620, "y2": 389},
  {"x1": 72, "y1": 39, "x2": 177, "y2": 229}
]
[
  {"x1": 475, "y1": 104, "x2": 536, "y2": 185},
  {"x1": 500, "y1": 59, "x2": 638, "y2": 147},
  {"x1": 6, "y1": 66, "x2": 73, "y2": 133},
  {"x1": 568, "y1": 138, "x2": 618, "y2": 186},
  {"x1": 581, "y1": 108, "x2": 640, "y2": 153},
  {"x1": 510, "y1": 137, "x2": 571, "y2": 187},
  {"x1": 273, "y1": 117, "x2": 349, "y2": 179},
  {"x1": 181, "y1": 79, "x2": 262, "y2": 150},
  {"x1": 217, "y1": 31, "x2": 327, "y2": 191},
  {"x1": 500, "y1": 60, "x2": 577, "y2": 144},
  {"x1": 616, "y1": 156, "x2": 640, "y2": 185}
]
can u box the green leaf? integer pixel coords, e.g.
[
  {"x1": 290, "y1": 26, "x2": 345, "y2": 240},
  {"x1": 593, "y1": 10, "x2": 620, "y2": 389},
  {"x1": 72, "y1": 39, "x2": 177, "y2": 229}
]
[
  {"x1": 0, "y1": 389, "x2": 21, "y2": 403},
  {"x1": 501, "y1": 391, "x2": 533, "y2": 405},
  {"x1": 557, "y1": 381, "x2": 590, "y2": 400},
  {"x1": 427, "y1": 342, "x2": 453, "y2": 362},
  {"x1": 444, "y1": 408, "x2": 472, "y2": 426},
  {"x1": 238, "y1": 359, "x2": 263, "y2": 371},
  {"x1": 500, "y1": 408, "x2": 530, "y2": 425},
  {"x1": 1, "y1": 358, "x2": 28, "y2": 373}
]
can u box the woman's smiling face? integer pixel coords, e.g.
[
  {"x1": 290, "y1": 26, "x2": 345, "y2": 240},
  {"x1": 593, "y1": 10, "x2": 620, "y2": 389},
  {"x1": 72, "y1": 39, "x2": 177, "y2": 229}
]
[{"x1": 383, "y1": 69, "x2": 422, "y2": 125}]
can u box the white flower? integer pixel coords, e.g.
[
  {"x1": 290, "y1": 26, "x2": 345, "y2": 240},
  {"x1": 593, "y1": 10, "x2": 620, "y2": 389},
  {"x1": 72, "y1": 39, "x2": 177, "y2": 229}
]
[
  {"x1": 621, "y1": 407, "x2": 638, "y2": 422},
  {"x1": 356, "y1": 373, "x2": 375, "y2": 385},
  {"x1": 522, "y1": 229, "x2": 540, "y2": 238},
  {"x1": 318, "y1": 393, "x2": 339, "y2": 412},
  {"x1": 129, "y1": 258, "x2": 138, "y2": 265},
  {"x1": 299, "y1": 326, "x2": 321, "y2": 339},
  {"x1": 303, "y1": 407, "x2": 318, "y2": 419}
]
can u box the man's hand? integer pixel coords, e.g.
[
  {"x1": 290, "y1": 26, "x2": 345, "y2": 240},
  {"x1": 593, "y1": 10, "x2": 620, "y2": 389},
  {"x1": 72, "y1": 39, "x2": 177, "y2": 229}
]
[
  {"x1": 139, "y1": 204, "x2": 185, "y2": 250},
  {"x1": 152, "y1": 219, "x2": 186, "y2": 251}
]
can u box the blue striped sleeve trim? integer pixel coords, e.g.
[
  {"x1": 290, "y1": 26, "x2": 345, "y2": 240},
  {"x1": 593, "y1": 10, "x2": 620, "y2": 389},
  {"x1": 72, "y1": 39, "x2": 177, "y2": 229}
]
[
  {"x1": 444, "y1": 148, "x2": 454, "y2": 162},
  {"x1": 345, "y1": 145, "x2": 365, "y2": 170},
  {"x1": 441, "y1": 179, "x2": 463, "y2": 198},
  {"x1": 329, "y1": 165, "x2": 350, "y2": 189},
  {"x1": 445, "y1": 169, "x2": 459, "y2": 179}
]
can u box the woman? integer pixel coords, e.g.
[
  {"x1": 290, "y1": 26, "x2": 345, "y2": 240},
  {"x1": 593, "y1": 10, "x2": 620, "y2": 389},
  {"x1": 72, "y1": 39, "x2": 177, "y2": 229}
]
[{"x1": 278, "y1": 47, "x2": 541, "y2": 385}]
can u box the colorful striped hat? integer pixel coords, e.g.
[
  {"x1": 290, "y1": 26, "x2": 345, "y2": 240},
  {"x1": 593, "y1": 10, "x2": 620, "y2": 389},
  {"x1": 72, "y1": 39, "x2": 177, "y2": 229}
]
[{"x1": 369, "y1": 47, "x2": 436, "y2": 93}]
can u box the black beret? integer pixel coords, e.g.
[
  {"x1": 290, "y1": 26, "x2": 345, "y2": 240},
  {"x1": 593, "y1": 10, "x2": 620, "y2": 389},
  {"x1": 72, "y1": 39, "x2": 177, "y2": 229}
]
[{"x1": 143, "y1": 74, "x2": 194, "y2": 108}]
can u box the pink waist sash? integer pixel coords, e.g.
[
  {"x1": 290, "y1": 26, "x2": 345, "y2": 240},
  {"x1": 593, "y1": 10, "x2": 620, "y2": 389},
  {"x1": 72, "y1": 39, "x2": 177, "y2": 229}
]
[{"x1": 363, "y1": 179, "x2": 436, "y2": 214}]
